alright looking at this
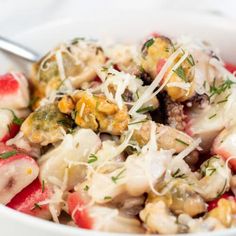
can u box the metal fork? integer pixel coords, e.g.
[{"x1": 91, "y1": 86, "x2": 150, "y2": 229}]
[{"x1": 0, "y1": 36, "x2": 40, "y2": 62}]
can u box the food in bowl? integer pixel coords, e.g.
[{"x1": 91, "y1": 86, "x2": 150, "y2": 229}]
[{"x1": 1, "y1": 34, "x2": 236, "y2": 234}]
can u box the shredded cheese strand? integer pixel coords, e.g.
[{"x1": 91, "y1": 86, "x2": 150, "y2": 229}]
[
  {"x1": 174, "y1": 138, "x2": 201, "y2": 160},
  {"x1": 55, "y1": 50, "x2": 66, "y2": 82},
  {"x1": 129, "y1": 47, "x2": 184, "y2": 116}
]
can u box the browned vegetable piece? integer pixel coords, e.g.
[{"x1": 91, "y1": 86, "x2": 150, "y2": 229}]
[
  {"x1": 58, "y1": 95, "x2": 75, "y2": 114},
  {"x1": 208, "y1": 198, "x2": 236, "y2": 227},
  {"x1": 141, "y1": 36, "x2": 196, "y2": 102},
  {"x1": 147, "y1": 180, "x2": 207, "y2": 217},
  {"x1": 141, "y1": 36, "x2": 174, "y2": 79},
  {"x1": 59, "y1": 91, "x2": 130, "y2": 135},
  {"x1": 132, "y1": 121, "x2": 193, "y2": 153},
  {"x1": 163, "y1": 94, "x2": 186, "y2": 131},
  {"x1": 21, "y1": 103, "x2": 73, "y2": 145},
  {"x1": 31, "y1": 39, "x2": 106, "y2": 109}
]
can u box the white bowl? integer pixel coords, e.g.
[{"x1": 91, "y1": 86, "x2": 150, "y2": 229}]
[{"x1": 0, "y1": 3, "x2": 236, "y2": 236}]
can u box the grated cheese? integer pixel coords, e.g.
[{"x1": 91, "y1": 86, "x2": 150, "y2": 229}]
[
  {"x1": 167, "y1": 82, "x2": 191, "y2": 90},
  {"x1": 55, "y1": 50, "x2": 66, "y2": 82},
  {"x1": 79, "y1": 102, "x2": 86, "y2": 117},
  {"x1": 129, "y1": 47, "x2": 187, "y2": 116},
  {"x1": 174, "y1": 138, "x2": 202, "y2": 160},
  {"x1": 210, "y1": 58, "x2": 236, "y2": 82}
]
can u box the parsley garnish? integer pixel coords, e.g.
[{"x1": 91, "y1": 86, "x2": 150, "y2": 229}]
[
  {"x1": 3, "y1": 109, "x2": 23, "y2": 125},
  {"x1": 57, "y1": 119, "x2": 73, "y2": 128},
  {"x1": 217, "y1": 99, "x2": 227, "y2": 104},
  {"x1": 208, "y1": 114, "x2": 217, "y2": 119},
  {"x1": 142, "y1": 38, "x2": 155, "y2": 51},
  {"x1": 0, "y1": 150, "x2": 17, "y2": 159},
  {"x1": 216, "y1": 94, "x2": 230, "y2": 104},
  {"x1": 186, "y1": 54, "x2": 195, "y2": 66},
  {"x1": 209, "y1": 78, "x2": 235, "y2": 98},
  {"x1": 88, "y1": 154, "x2": 98, "y2": 164},
  {"x1": 137, "y1": 106, "x2": 155, "y2": 113},
  {"x1": 206, "y1": 167, "x2": 217, "y2": 176},
  {"x1": 173, "y1": 66, "x2": 187, "y2": 82},
  {"x1": 31, "y1": 203, "x2": 42, "y2": 211},
  {"x1": 200, "y1": 157, "x2": 219, "y2": 177},
  {"x1": 71, "y1": 37, "x2": 85, "y2": 45},
  {"x1": 172, "y1": 168, "x2": 186, "y2": 179},
  {"x1": 175, "y1": 138, "x2": 189, "y2": 146},
  {"x1": 111, "y1": 169, "x2": 126, "y2": 184},
  {"x1": 42, "y1": 180, "x2": 45, "y2": 193},
  {"x1": 101, "y1": 66, "x2": 108, "y2": 72},
  {"x1": 84, "y1": 185, "x2": 89, "y2": 191},
  {"x1": 128, "y1": 119, "x2": 148, "y2": 125},
  {"x1": 71, "y1": 110, "x2": 77, "y2": 120},
  {"x1": 104, "y1": 196, "x2": 112, "y2": 200}
]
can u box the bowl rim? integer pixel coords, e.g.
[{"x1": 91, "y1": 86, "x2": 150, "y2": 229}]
[{"x1": 1, "y1": 204, "x2": 236, "y2": 236}]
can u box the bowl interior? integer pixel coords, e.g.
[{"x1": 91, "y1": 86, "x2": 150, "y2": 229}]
[
  {"x1": 0, "y1": 8, "x2": 236, "y2": 236},
  {"x1": 0, "y1": 9, "x2": 236, "y2": 75}
]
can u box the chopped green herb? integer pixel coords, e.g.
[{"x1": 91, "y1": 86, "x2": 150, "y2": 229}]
[
  {"x1": 164, "y1": 47, "x2": 169, "y2": 52},
  {"x1": 88, "y1": 154, "x2": 98, "y2": 164},
  {"x1": 84, "y1": 185, "x2": 89, "y2": 191},
  {"x1": 172, "y1": 168, "x2": 186, "y2": 179},
  {"x1": 42, "y1": 180, "x2": 45, "y2": 193},
  {"x1": 137, "y1": 106, "x2": 155, "y2": 113},
  {"x1": 0, "y1": 150, "x2": 17, "y2": 159},
  {"x1": 31, "y1": 203, "x2": 42, "y2": 211},
  {"x1": 175, "y1": 138, "x2": 189, "y2": 146},
  {"x1": 216, "y1": 94, "x2": 231, "y2": 104},
  {"x1": 111, "y1": 169, "x2": 126, "y2": 184},
  {"x1": 217, "y1": 99, "x2": 228, "y2": 104},
  {"x1": 209, "y1": 78, "x2": 235, "y2": 98},
  {"x1": 101, "y1": 66, "x2": 108, "y2": 72},
  {"x1": 200, "y1": 157, "x2": 219, "y2": 177},
  {"x1": 104, "y1": 196, "x2": 112, "y2": 200},
  {"x1": 186, "y1": 54, "x2": 195, "y2": 66},
  {"x1": 206, "y1": 167, "x2": 217, "y2": 176},
  {"x1": 57, "y1": 119, "x2": 73, "y2": 128},
  {"x1": 3, "y1": 109, "x2": 23, "y2": 125},
  {"x1": 71, "y1": 37, "x2": 85, "y2": 45},
  {"x1": 71, "y1": 110, "x2": 77, "y2": 120},
  {"x1": 57, "y1": 78, "x2": 68, "y2": 89},
  {"x1": 142, "y1": 38, "x2": 155, "y2": 51},
  {"x1": 128, "y1": 119, "x2": 148, "y2": 125},
  {"x1": 29, "y1": 96, "x2": 39, "y2": 107},
  {"x1": 67, "y1": 128, "x2": 75, "y2": 134},
  {"x1": 7, "y1": 124, "x2": 11, "y2": 133},
  {"x1": 173, "y1": 65, "x2": 187, "y2": 82},
  {"x1": 208, "y1": 114, "x2": 217, "y2": 119}
]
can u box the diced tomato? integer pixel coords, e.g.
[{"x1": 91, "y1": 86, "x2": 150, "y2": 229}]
[
  {"x1": 0, "y1": 143, "x2": 39, "y2": 205},
  {"x1": 225, "y1": 63, "x2": 236, "y2": 74},
  {"x1": 151, "y1": 32, "x2": 161, "y2": 38},
  {"x1": 94, "y1": 76, "x2": 102, "y2": 82},
  {"x1": 7, "y1": 178, "x2": 51, "y2": 219},
  {"x1": 156, "y1": 58, "x2": 166, "y2": 75},
  {"x1": 1, "y1": 123, "x2": 20, "y2": 143},
  {"x1": 0, "y1": 73, "x2": 19, "y2": 95},
  {"x1": 67, "y1": 192, "x2": 93, "y2": 229},
  {"x1": 207, "y1": 193, "x2": 235, "y2": 211}
]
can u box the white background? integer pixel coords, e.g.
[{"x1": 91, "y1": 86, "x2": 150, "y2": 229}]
[{"x1": 0, "y1": 0, "x2": 235, "y2": 37}]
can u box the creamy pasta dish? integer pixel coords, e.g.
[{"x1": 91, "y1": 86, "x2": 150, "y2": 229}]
[{"x1": 1, "y1": 34, "x2": 236, "y2": 234}]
